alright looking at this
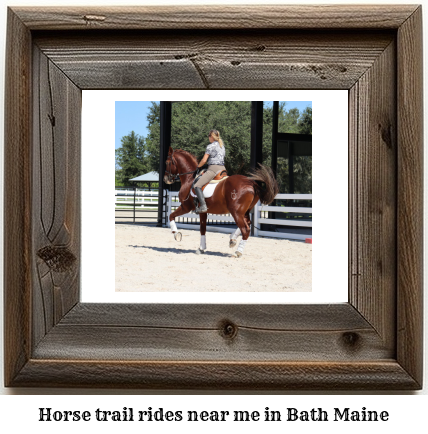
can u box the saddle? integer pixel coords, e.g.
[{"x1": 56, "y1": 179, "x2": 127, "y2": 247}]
[
  {"x1": 191, "y1": 170, "x2": 228, "y2": 202},
  {"x1": 193, "y1": 170, "x2": 228, "y2": 192},
  {"x1": 206, "y1": 169, "x2": 228, "y2": 185}
]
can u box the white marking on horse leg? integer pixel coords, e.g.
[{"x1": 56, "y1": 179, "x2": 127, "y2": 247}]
[
  {"x1": 230, "y1": 227, "x2": 241, "y2": 240},
  {"x1": 229, "y1": 227, "x2": 241, "y2": 248},
  {"x1": 235, "y1": 239, "x2": 247, "y2": 257},
  {"x1": 170, "y1": 220, "x2": 177, "y2": 233},
  {"x1": 196, "y1": 234, "x2": 206, "y2": 255},
  {"x1": 237, "y1": 239, "x2": 246, "y2": 253}
]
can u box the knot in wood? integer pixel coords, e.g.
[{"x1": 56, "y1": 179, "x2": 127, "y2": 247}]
[
  {"x1": 83, "y1": 15, "x2": 106, "y2": 23},
  {"x1": 175, "y1": 53, "x2": 198, "y2": 60},
  {"x1": 378, "y1": 122, "x2": 393, "y2": 149},
  {"x1": 219, "y1": 320, "x2": 238, "y2": 340},
  {"x1": 37, "y1": 245, "x2": 76, "y2": 272},
  {"x1": 341, "y1": 332, "x2": 361, "y2": 350},
  {"x1": 247, "y1": 45, "x2": 266, "y2": 52}
]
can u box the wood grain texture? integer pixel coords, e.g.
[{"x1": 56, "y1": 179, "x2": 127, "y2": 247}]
[
  {"x1": 12, "y1": 360, "x2": 419, "y2": 390},
  {"x1": 3, "y1": 5, "x2": 423, "y2": 390},
  {"x1": 34, "y1": 31, "x2": 394, "y2": 89},
  {"x1": 32, "y1": 304, "x2": 392, "y2": 362},
  {"x1": 396, "y1": 6, "x2": 424, "y2": 387},
  {"x1": 32, "y1": 46, "x2": 81, "y2": 348},
  {"x1": 349, "y1": 40, "x2": 397, "y2": 350},
  {"x1": 3, "y1": 8, "x2": 32, "y2": 388},
  {"x1": 60, "y1": 303, "x2": 370, "y2": 329},
  {"x1": 12, "y1": 5, "x2": 419, "y2": 30}
]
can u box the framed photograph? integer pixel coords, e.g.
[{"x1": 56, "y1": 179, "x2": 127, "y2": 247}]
[
  {"x1": 4, "y1": 5, "x2": 423, "y2": 389},
  {"x1": 84, "y1": 90, "x2": 347, "y2": 303}
]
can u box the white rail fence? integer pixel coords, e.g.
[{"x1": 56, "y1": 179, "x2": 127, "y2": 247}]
[
  {"x1": 253, "y1": 193, "x2": 312, "y2": 240},
  {"x1": 115, "y1": 189, "x2": 159, "y2": 208},
  {"x1": 166, "y1": 191, "x2": 312, "y2": 241}
]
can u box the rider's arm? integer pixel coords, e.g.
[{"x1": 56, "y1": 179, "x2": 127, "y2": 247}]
[{"x1": 198, "y1": 153, "x2": 210, "y2": 167}]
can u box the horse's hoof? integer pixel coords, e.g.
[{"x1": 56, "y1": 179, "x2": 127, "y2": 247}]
[
  {"x1": 174, "y1": 232, "x2": 182, "y2": 242},
  {"x1": 196, "y1": 248, "x2": 205, "y2": 255},
  {"x1": 235, "y1": 251, "x2": 242, "y2": 258},
  {"x1": 229, "y1": 239, "x2": 237, "y2": 248}
]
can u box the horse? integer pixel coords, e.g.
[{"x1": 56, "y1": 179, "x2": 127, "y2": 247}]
[{"x1": 164, "y1": 147, "x2": 279, "y2": 257}]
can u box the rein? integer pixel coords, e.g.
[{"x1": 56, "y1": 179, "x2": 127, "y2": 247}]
[
  {"x1": 164, "y1": 170, "x2": 196, "y2": 183},
  {"x1": 165, "y1": 150, "x2": 197, "y2": 182}
]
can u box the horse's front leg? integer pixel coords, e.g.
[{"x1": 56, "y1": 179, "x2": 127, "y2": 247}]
[
  {"x1": 169, "y1": 204, "x2": 189, "y2": 241},
  {"x1": 196, "y1": 213, "x2": 207, "y2": 254},
  {"x1": 229, "y1": 227, "x2": 241, "y2": 248}
]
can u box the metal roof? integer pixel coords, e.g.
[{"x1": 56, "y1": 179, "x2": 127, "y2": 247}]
[{"x1": 129, "y1": 171, "x2": 159, "y2": 182}]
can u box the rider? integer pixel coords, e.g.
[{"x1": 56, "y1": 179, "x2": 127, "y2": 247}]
[{"x1": 194, "y1": 129, "x2": 226, "y2": 214}]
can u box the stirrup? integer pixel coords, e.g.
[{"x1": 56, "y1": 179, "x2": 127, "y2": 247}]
[{"x1": 195, "y1": 204, "x2": 208, "y2": 214}]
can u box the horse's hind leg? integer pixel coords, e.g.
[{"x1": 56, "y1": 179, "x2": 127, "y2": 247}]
[
  {"x1": 196, "y1": 213, "x2": 207, "y2": 254},
  {"x1": 229, "y1": 227, "x2": 241, "y2": 248},
  {"x1": 229, "y1": 202, "x2": 253, "y2": 248},
  {"x1": 244, "y1": 211, "x2": 252, "y2": 235},
  {"x1": 230, "y1": 212, "x2": 251, "y2": 258}
]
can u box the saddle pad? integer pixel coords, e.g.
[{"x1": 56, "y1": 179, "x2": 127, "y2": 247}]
[
  {"x1": 191, "y1": 176, "x2": 228, "y2": 199},
  {"x1": 210, "y1": 176, "x2": 228, "y2": 184}
]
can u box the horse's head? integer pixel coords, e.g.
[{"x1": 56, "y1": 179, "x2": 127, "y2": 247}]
[
  {"x1": 164, "y1": 147, "x2": 178, "y2": 184},
  {"x1": 164, "y1": 148, "x2": 198, "y2": 183}
]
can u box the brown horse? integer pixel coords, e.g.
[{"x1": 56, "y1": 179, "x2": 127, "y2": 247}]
[{"x1": 164, "y1": 147, "x2": 279, "y2": 257}]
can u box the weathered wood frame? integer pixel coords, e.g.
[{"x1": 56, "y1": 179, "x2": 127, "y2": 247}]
[{"x1": 4, "y1": 5, "x2": 423, "y2": 389}]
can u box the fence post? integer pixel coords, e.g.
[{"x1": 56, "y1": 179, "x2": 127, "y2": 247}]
[
  {"x1": 162, "y1": 189, "x2": 165, "y2": 226},
  {"x1": 253, "y1": 200, "x2": 260, "y2": 237},
  {"x1": 133, "y1": 186, "x2": 136, "y2": 223},
  {"x1": 167, "y1": 190, "x2": 172, "y2": 227}
]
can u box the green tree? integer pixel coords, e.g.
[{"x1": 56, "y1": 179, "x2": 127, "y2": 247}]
[
  {"x1": 145, "y1": 102, "x2": 161, "y2": 175},
  {"x1": 261, "y1": 103, "x2": 277, "y2": 168},
  {"x1": 146, "y1": 101, "x2": 253, "y2": 175},
  {"x1": 294, "y1": 106, "x2": 312, "y2": 193},
  {"x1": 275, "y1": 105, "x2": 312, "y2": 194},
  {"x1": 278, "y1": 105, "x2": 300, "y2": 133},
  {"x1": 298, "y1": 106, "x2": 312, "y2": 135},
  {"x1": 115, "y1": 131, "x2": 149, "y2": 186}
]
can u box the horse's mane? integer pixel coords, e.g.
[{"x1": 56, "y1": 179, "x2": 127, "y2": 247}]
[{"x1": 174, "y1": 149, "x2": 198, "y2": 166}]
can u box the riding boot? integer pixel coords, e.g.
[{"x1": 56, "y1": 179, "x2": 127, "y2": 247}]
[{"x1": 195, "y1": 187, "x2": 208, "y2": 214}]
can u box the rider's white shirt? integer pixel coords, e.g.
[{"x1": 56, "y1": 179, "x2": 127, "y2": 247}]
[{"x1": 205, "y1": 141, "x2": 225, "y2": 166}]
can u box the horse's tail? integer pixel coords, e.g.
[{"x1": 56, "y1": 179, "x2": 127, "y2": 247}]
[{"x1": 247, "y1": 164, "x2": 279, "y2": 205}]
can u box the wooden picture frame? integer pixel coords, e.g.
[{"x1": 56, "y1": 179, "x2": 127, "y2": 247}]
[{"x1": 4, "y1": 5, "x2": 423, "y2": 390}]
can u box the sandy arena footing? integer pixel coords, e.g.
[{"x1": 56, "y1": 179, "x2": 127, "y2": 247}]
[{"x1": 115, "y1": 224, "x2": 312, "y2": 293}]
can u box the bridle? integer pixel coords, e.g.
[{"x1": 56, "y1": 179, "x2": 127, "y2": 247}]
[{"x1": 165, "y1": 149, "x2": 197, "y2": 183}]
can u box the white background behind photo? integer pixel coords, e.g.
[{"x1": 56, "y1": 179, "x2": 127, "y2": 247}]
[{"x1": 0, "y1": 0, "x2": 426, "y2": 429}]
